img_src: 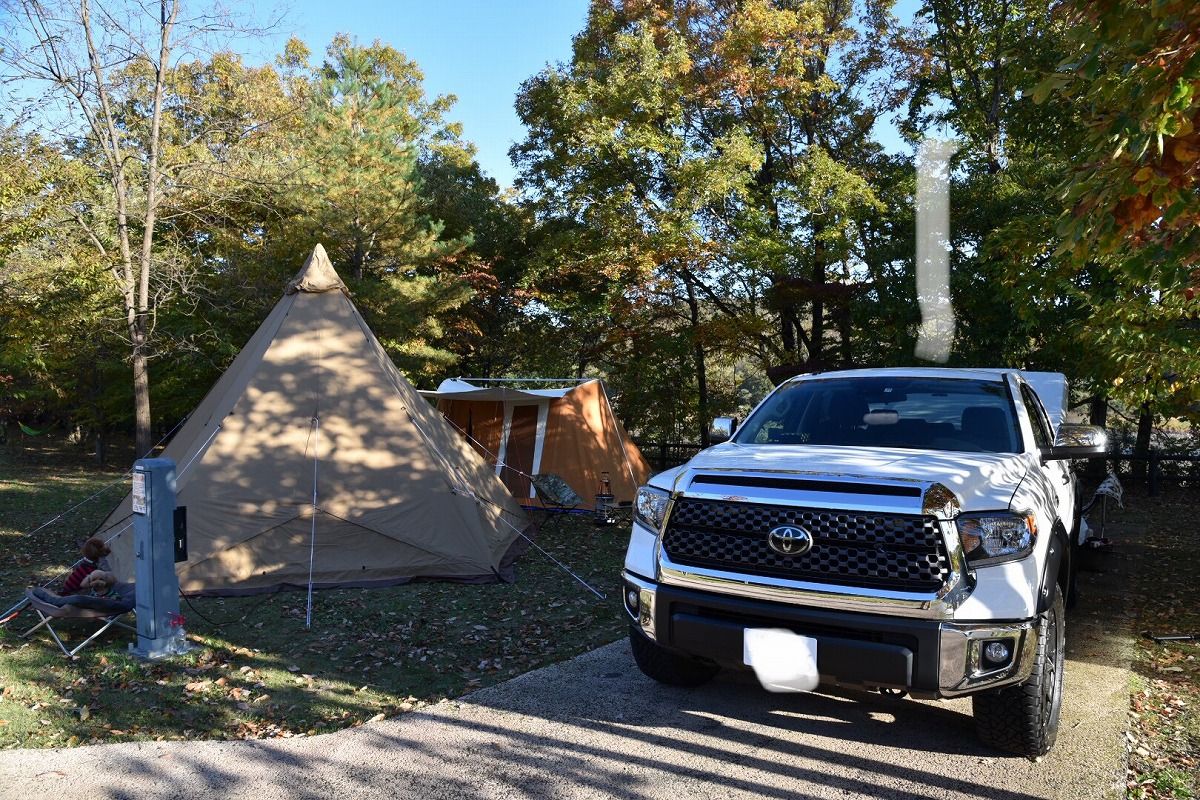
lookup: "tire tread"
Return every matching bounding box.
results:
[973,592,1065,758]
[628,625,720,688]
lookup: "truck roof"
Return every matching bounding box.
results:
[784,367,1070,430]
[790,366,1023,381]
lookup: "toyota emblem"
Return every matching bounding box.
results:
[768,525,813,557]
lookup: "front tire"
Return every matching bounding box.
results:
[972,592,1066,758]
[628,625,720,687]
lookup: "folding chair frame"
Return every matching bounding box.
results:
[530,473,585,531]
[19,590,136,658]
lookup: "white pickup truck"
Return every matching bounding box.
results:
[622,367,1108,758]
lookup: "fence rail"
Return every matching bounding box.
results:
[1104,451,1200,495]
[636,441,705,473]
[637,440,1199,496]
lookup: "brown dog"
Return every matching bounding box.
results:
[81,536,111,561]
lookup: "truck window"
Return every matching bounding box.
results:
[734,376,1019,453]
[1019,384,1052,449]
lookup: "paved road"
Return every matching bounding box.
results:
[0,528,1134,800]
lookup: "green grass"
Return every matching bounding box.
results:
[0,434,627,747]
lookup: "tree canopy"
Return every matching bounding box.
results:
[0,0,1196,457]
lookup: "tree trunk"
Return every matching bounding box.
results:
[780,301,797,360]
[94,427,110,465]
[809,230,827,367]
[838,302,852,368]
[1085,394,1109,481]
[1133,402,1153,483]
[684,274,710,447]
[352,235,366,280]
[131,313,152,458]
[757,135,799,374]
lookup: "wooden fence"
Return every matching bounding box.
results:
[1104,452,1200,496]
[636,441,705,473]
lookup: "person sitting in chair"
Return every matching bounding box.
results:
[31,535,133,613]
[62,536,115,595]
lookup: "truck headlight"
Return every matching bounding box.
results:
[956,513,1037,566]
[635,486,670,533]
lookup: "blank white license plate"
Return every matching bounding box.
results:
[743,628,819,692]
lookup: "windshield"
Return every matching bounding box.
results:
[734,376,1020,453]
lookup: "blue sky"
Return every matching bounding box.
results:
[279,1,592,190]
[273,1,921,191]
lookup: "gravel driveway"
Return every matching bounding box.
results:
[0,525,1134,800]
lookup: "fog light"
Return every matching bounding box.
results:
[982,640,1011,666]
[637,587,655,633]
[625,588,639,613]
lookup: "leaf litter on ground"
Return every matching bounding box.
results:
[4,435,1197,800]
[1,436,626,747]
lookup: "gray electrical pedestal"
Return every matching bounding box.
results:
[129,458,189,660]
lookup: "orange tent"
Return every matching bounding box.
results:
[422,379,652,506]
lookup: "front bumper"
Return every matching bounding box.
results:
[622,571,1038,699]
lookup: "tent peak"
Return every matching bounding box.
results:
[286,244,348,295]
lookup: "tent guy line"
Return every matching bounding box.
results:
[82,401,610,607]
[15,413,192,542]
[5,245,618,626]
[90,395,609,606]
[17,473,129,540]
[399,404,608,601]
[1,418,205,624]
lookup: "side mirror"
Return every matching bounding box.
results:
[710,416,738,444]
[1042,424,1108,461]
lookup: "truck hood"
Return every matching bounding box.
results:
[659,443,1032,516]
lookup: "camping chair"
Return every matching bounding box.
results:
[1082,474,1123,523]
[530,473,585,531]
[19,587,135,658]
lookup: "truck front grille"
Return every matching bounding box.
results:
[662,498,950,592]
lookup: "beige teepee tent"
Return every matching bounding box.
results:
[98,245,530,596]
[421,378,652,505]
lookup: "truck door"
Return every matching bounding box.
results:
[1019,384,1074,528]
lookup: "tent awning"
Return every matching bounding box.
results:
[419,379,592,402]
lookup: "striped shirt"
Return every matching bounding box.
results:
[62,558,98,594]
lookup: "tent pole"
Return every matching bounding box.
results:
[306,415,319,629]
[404,407,608,601]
